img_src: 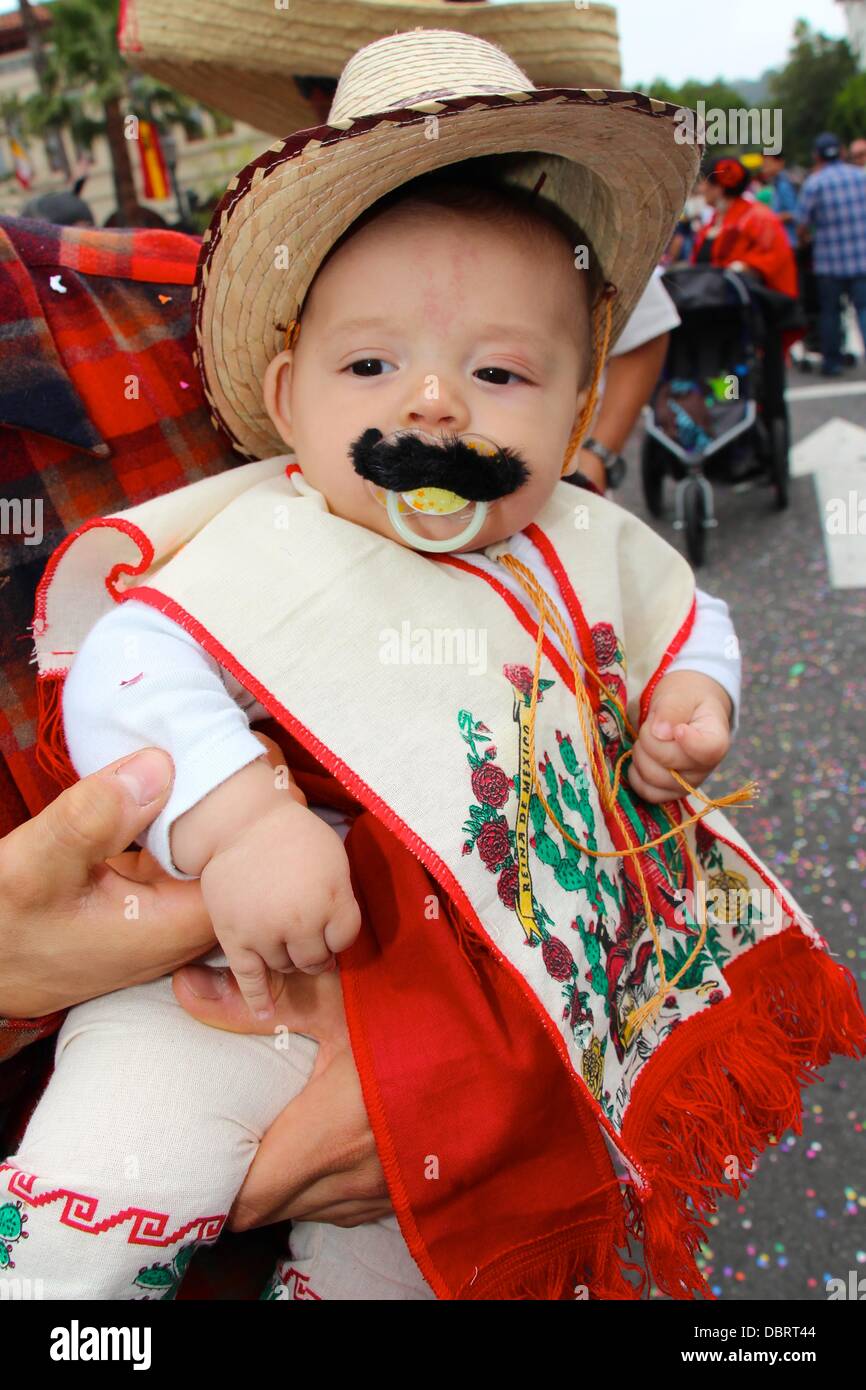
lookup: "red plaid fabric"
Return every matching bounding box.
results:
[0,217,241,1047]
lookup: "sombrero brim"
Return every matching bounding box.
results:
[120,0,623,136]
[193,88,701,461]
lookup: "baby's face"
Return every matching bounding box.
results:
[263,203,590,552]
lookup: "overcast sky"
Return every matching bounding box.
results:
[502,0,850,85]
[0,0,851,87]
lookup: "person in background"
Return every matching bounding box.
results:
[692,156,798,297]
[798,131,866,377]
[566,269,678,493]
[847,138,866,171]
[762,152,799,247]
[18,190,95,228]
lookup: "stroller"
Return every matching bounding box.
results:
[641,265,800,566]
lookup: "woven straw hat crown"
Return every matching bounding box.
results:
[193,28,701,461]
[326,26,536,123]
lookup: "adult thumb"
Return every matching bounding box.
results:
[37,748,174,895]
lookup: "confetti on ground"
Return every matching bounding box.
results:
[617,413,866,1302]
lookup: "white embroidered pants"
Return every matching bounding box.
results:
[0,955,435,1301]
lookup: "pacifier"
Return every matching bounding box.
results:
[366,430,497,553]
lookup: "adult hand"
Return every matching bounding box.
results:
[0,748,216,1018]
[173,961,391,1230]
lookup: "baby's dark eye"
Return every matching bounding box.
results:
[347,359,396,377]
[475,367,525,386]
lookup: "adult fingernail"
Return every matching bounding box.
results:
[114,749,172,806]
[182,966,229,999]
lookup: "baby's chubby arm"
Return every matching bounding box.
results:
[63,598,362,1022]
[171,762,361,1020]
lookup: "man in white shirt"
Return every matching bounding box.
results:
[566,269,679,492]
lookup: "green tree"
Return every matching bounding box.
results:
[768,19,858,165]
[642,78,749,114]
[831,73,866,143]
[16,0,209,223]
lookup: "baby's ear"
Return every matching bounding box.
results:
[263,349,296,448]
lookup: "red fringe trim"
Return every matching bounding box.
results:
[35,672,78,791]
[463,1219,649,1300]
[621,929,866,1300]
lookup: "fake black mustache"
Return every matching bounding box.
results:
[349,428,530,502]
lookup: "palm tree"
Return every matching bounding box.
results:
[18,0,206,223]
[15,0,71,178]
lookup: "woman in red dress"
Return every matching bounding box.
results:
[692,156,798,298]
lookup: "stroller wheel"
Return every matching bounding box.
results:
[641,433,667,518]
[683,479,707,567]
[770,416,790,511]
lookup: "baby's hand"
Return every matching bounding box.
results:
[201,799,362,1019]
[627,670,732,804]
[171,758,361,1020]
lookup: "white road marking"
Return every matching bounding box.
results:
[791,420,866,589]
[786,381,866,402]
[790,417,866,477]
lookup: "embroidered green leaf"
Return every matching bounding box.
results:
[554,859,585,893]
[661,935,708,991]
[704,921,731,969]
[583,930,601,967]
[599,869,621,908]
[534,831,562,867]
[556,734,580,777]
[528,793,547,834]
[542,760,559,800]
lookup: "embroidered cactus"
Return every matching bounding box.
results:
[0,1201,28,1269]
[132,1242,199,1299]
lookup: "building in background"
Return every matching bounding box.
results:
[0,1,274,225]
[837,0,866,68]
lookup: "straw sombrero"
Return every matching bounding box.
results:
[118,0,623,137]
[192,28,701,462]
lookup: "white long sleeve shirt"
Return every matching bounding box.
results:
[63,531,741,878]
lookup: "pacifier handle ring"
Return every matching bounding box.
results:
[385,491,488,553]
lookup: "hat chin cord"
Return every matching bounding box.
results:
[561,287,616,480]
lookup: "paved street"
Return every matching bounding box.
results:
[616,360,866,1300]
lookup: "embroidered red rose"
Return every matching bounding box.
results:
[471,762,511,808]
[591,622,618,669]
[497,864,519,908]
[476,817,510,870]
[542,936,574,981]
[503,663,533,696]
[601,673,626,710]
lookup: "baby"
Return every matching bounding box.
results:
[65,177,739,1024]
[2,169,739,1302]
[4,36,759,1301]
